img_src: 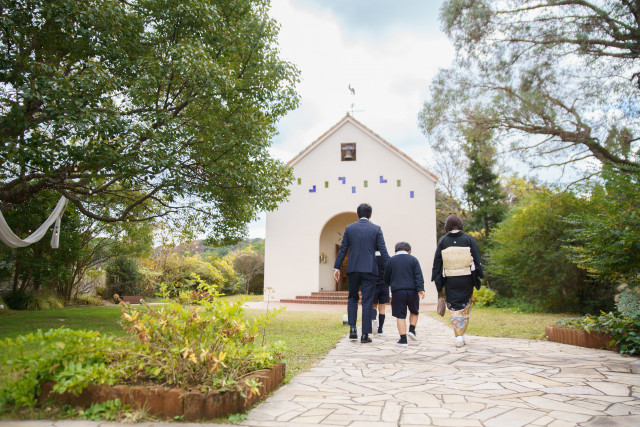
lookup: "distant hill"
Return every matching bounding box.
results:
[154,238,264,258]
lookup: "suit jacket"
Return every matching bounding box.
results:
[334,219,390,275]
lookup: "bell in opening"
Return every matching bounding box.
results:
[341,143,356,161]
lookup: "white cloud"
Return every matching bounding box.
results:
[248,0,454,238]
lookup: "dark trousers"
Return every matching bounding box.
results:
[347,272,376,335]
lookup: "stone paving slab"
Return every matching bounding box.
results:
[243,314,640,427]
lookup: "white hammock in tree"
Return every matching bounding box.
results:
[0,196,68,249]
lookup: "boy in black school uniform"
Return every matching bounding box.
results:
[383,241,425,347]
[372,250,390,335]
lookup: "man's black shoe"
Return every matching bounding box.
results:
[361,334,372,343]
[349,327,358,340]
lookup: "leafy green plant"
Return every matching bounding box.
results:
[120,275,284,390]
[228,412,248,424]
[472,286,496,307]
[616,285,640,319]
[1,290,64,311]
[555,312,640,355]
[81,398,124,421]
[0,328,121,409]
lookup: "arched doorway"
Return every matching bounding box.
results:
[318,212,357,292]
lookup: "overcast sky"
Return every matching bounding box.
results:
[247,0,454,238]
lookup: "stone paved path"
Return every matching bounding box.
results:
[2,314,639,427]
[242,314,640,427]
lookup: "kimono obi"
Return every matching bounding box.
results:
[442,246,473,277]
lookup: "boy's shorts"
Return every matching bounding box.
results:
[373,285,390,305]
[391,289,420,319]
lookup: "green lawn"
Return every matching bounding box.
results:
[426,307,574,340]
[245,309,345,381]
[0,305,127,339]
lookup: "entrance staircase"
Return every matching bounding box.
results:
[280,291,350,305]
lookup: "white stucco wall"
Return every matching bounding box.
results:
[264,116,438,303]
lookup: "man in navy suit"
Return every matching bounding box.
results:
[334,203,390,343]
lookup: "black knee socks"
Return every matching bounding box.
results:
[378,314,385,331]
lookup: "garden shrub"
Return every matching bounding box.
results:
[556,312,640,355]
[105,256,142,297]
[0,328,121,409]
[3,289,36,310]
[472,286,496,307]
[616,285,640,319]
[71,295,105,306]
[123,276,284,390]
[2,290,63,310]
[32,292,64,310]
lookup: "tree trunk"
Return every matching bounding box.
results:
[12,260,20,291]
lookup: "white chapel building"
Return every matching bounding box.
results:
[264,114,439,304]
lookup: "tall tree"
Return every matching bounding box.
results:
[568,164,640,285]
[462,126,506,237]
[488,188,615,313]
[419,0,639,182]
[0,191,153,302]
[232,247,264,294]
[0,0,299,243]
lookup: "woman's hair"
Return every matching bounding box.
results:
[444,214,464,232]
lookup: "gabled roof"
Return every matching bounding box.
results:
[287,114,438,183]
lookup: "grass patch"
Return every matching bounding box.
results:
[245,309,345,382]
[426,307,575,340]
[0,305,127,339]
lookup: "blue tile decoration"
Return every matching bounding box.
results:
[380,176,387,183]
[352,186,356,193]
[339,177,346,184]
[309,185,316,193]
[410,191,415,198]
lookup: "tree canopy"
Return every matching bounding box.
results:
[419,0,639,182]
[0,0,299,243]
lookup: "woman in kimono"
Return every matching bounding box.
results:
[431,214,483,347]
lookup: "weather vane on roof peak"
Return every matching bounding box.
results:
[347,84,364,116]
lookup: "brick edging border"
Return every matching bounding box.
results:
[38,362,286,421]
[545,326,618,351]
